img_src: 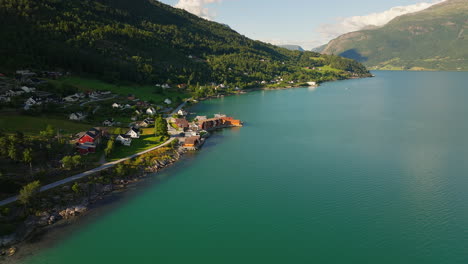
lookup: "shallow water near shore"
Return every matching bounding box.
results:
[19,71,468,263]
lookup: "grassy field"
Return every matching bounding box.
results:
[108,134,167,161]
[55,77,189,105]
[0,113,91,135]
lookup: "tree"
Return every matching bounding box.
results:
[114,163,128,177]
[61,156,73,170]
[155,115,168,137]
[40,124,55,138]
[18,181,41,206]
[8,144,18,161]
[72,182,81,195]
[105,137,115,156]
[71,155,82,168]
[0,137,8,157]
[62,155,82,170]
[23,148,33,176]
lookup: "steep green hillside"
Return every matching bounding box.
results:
[323,0,468,71]
[0,0,369,88]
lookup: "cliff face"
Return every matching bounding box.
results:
[322,0,468,71]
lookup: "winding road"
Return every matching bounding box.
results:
[0,137,176,206]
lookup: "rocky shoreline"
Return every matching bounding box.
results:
[0,146,188,260]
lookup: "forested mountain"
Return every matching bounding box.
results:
[0,0,369,88]
[322,0,468,71]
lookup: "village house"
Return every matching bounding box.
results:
[189,123,200,132]
[146,107,157,115]
[183,136,201,150]
[69,112,87,121]
[112,103,121,109]
[177,109,188,116]
[21,86,35,93]
[116,134,132,146]
[16,70,36,78]
[162,84,171,89]
[164,98,172,104]
[307,81,317,86]
[197,116,243,130]
[102,119,115,126]
[177,84,187,89]
[76,128,103,154]
[24,97,42,110]
[126,127,140,138]
[137,118,153,128]
[63,94,80,102]
[195,116,207,121]
[175,118,190,131]
[6,90,24,97]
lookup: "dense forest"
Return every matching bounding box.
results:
[0,0,369,87]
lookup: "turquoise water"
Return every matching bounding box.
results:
[24,71,468,263]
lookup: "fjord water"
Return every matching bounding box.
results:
[25,71,468,263]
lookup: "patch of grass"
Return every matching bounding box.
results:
[56,77,189,105]
[108,135,167,161]
[0,113,91,135]
[141,128,155,135]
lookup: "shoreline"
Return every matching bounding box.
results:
[0,145,188,262]
[2,151,199,264]
[0,74,368,261]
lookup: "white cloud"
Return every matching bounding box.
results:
[316,0,447,43]
[174,0,222,20]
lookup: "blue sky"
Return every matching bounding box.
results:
[158,0,445,49]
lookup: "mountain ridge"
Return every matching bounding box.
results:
[322,0,468,71]
[0,0,369,88]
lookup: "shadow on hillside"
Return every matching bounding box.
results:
[340,49,368,62]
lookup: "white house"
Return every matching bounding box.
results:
[162,84,171,89]
[102,119,115,126]
[21,86,35,93]
[112,103,121,108]
[195,116,207,121]
[69,112,86,121]
[116,134,132,146]
[124,104,131,109]
[0,96,11,102]
[89,91,100,99]
[126,127,140,139]
[177,109,188,116]
[307,81,317,86]
[164,98,172,105]
[64,94,79,102]
[146,107,156,115]
[25,97,41,107]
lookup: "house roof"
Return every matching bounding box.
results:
[85,127,101,138]
[129,127,140,133]
[175,118,189,128]
[117,134,132,139]
[185,136,201,145]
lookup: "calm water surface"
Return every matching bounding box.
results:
[24,71,468,263]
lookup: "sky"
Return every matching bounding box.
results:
[158,0,446,50]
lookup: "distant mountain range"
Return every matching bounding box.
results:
[278,45,305,52]
[321,0,468,71]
